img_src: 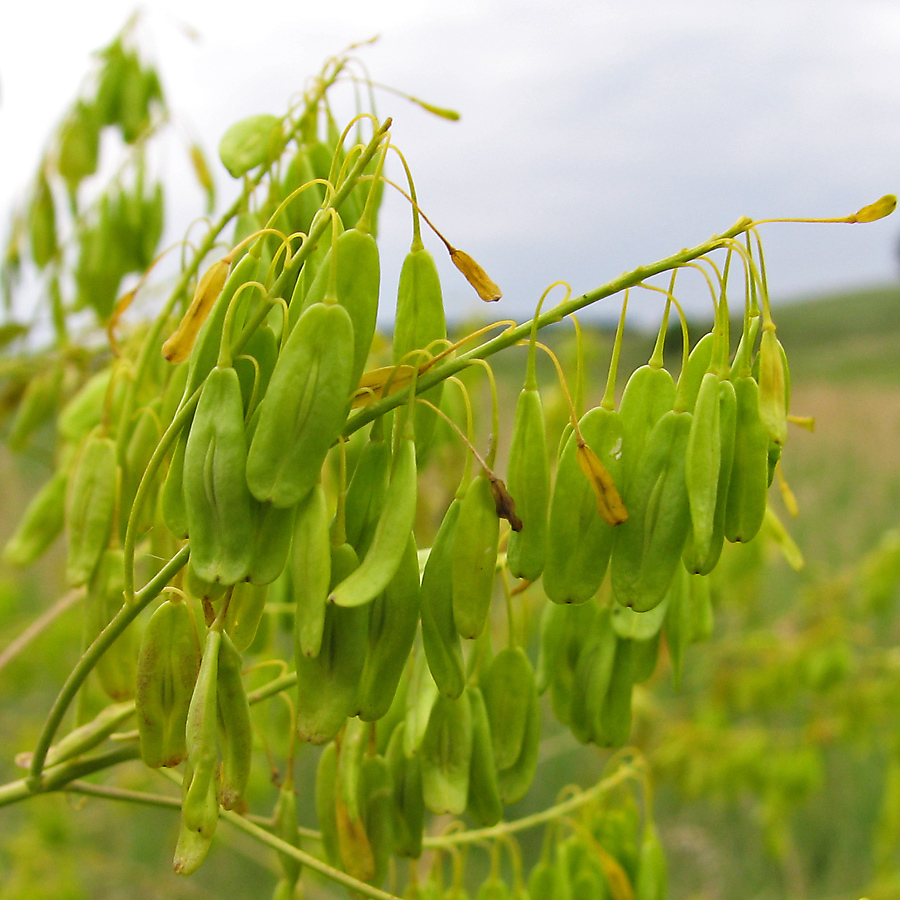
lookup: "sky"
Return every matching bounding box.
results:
[2,0,899,328]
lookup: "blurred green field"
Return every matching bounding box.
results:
[1,282,899,899]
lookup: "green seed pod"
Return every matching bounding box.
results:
[58,101,100,193]
[683,378,737,575]
[57,369,112,444]
[359,754,395,887]
[505,385,550,582]
[183,366,253,585]
[315,743,342,869]
[634,825,667,900]
[596,636,635,748]
[223,581,269,653]
[420,693,473,816]
[477,876,511,900]
[343,425,392,555]
[331,434,417,608]
[611,409,692,612]
[385,722,425,858]
[8,364,63,452]
[662,565,690,688]
[631,631,661,684]
[247,301,355,508]
[677,332,715,413]
[183,557,227,605]
[119,405,162,541]
[291,484,333,658]
[219,113,283,178]
[497,683,541,804]
[29,170,57,269]
[452,472,500,640]
[282,146,324,238]
[757,327,789,447]
[216,630,253,810]
[66,433,118,586]
[545,601,598,727]
[420,498,466,699]
[357,533,421,721]
[161,428,190,540]
[393,244,447,458]
[610,594,668,641]
[543,407,625,606]
[618,365,676,488]
[272,772,302,889]
[483,646,537,770]
[684,371,721,563]
[295,600,368,745]
[295,227,380,389]
[234,323,279,416]
[2,470,67,568]
[136,597,202,768]
[173,761,218,876]
[687,571,714,643]
[34,700,133,770]
[465,685,503,827]
[569,606,617,745]
[246,492,296,586]
[724,375,770,543]
[404,649,440,757]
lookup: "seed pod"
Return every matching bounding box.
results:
[29,170,56,269]
[757,328,789,447]
[596,636,635,748]
[119,406,162,541]
[343,424,392,555]
[295,599,368,745]
[66,433,118,586]
[294,227,380,389]
[223,581,269,653]
[136,597,202,768]
[183,366,253,585]
[331,432,418,608]
[219,113,283,178]
[315,743,342,869]
[177,629,222,874]
[281,147,323,237]
[452,472,500,640]
[543,407,625,605]
[246,495,296,586]
[545,601,598,727]
[385,722,424,858]
[359,754,395,887]
[724,375,770,543]
[8,364,63,452]
[618,365,676,488]
[505,385,550,582]
[683,377,737,575]
[684,371,721,563]
[483,646,537,770]
[3,470,67,568]
[291,484,333,658]
[272,771,302,889]
[687,571,714,643]
[611,409,692,612]
[393,244,447,459]
[449,247,502,302]
[677,332,715,413]
[162,257,230,364]
[404,649,440,758]
[465,685,503,827]
[662,565,690,688]
[161,428,190,540]
[420,693,473,816]
[57,369,111,444]
[420,498,466,699]
[247,301,355,508]
[635,825,667,900]
[632,631,661,684]
[357,534,421,721]
[569,606,617,745]
[216,630,252,810]
[183,558,227,606]
[496,683,541,804]
[234,323,279,416]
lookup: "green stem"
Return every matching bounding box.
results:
[28,544,191,787]
[344,217,754,437]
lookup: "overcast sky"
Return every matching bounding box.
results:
[2,0,899,327]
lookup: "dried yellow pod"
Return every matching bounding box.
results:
[576,440,628,526]
[449,247,502,302]
[850,194,896,223]
[161,257,230,363]
[351,364,417,409]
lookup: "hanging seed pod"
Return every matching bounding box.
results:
[358,754,395,887]
[162,257,231,364]
[315,742,342,869]
[2,470,67,568]
[343,422,392,555]
[684,371,721,563]
[543,407,625,605]
[29,170,57,269]
[611,409,692,612]
[483,646,537,770]
[357,534,421,721]
[496,683,541,804]
[118,406,162,542]
[291,484,333,658]
[449,247,501,302]
[569,605,617,745]
[757,327,789,447]
[223,581,269,653]
[385,722,425,858]
[136,596,202,768]
[8,364,64,452]
[420,693,473,816]
[618,364,676,488]
[65,433,118,587]
[466,685,503,827]
[452,472,500,640]
[246,301,355,508]
[420,498,466,699]
[218,113,284,178]
[635,825,667,900]
[216,631,252,810]
[183,366,254,585]
[505,384,550,582]
[595,635,635,748]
